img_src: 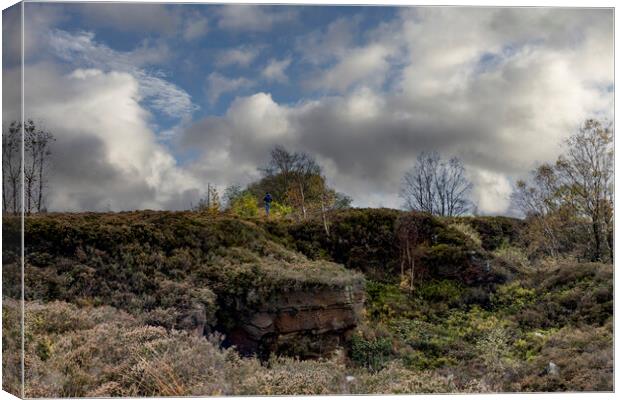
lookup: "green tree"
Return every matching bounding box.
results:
[250,146,352,224]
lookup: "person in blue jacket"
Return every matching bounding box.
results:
[263,192,273,217]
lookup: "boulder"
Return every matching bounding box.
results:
[544,361,560,376]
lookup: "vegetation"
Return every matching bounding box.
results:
[2,203,612,395]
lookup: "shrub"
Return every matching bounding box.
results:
[493,244,531,273]
[349,332,393,372]
[417,280,463,305]
[511,324,612,391]
[449,223,482,247]
[270,201,293,219]
[230,193,259,218]
[491,281,537,313]
[349,361,455,394]
[448,216,524,251]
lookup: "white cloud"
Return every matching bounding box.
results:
[206,72,254,104]
[216,5,297,32]
[262,58,291,83]
[469,169,513,215]
[183,14,209,40]
[309,44,395,92]
[48,29,197,120]
[216,46,259,67]
[296,15,362,65]
[17,64,202,211]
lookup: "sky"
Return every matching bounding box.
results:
[2,3,614,214]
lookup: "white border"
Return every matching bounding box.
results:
[0,1,616,400]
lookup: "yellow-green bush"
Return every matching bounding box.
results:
[229,192,259,218]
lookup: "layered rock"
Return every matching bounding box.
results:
[226,283,365,357]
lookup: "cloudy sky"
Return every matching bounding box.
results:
[2,3,614,214]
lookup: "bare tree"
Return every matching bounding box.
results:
[555,119,613,261]
[2,122,22,215]
[291,152,321,220]
[34,127,55,212]
[262,145,299,190]
[511,164,564,258]
[260,146,322,220]
[512,119,613,262]
[24,121,37,214]
[193,183,221,213]
[400,151,473,216]
[397,218,419,293]
[2,120,55,215]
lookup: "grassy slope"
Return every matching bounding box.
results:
[2,209,613,395]
[4,212,363,325]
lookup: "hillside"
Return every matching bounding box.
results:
[2,209,613,396]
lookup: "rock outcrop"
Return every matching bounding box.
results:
[226,283,365,357]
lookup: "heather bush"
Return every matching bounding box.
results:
[10,300,485,396]
[449,222,482,247]
[2,300,22,396]
[350,361,455,394]
[3,210,612,395]
[229,353,347,395]
[511,323,613,391]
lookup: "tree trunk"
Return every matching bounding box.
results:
[37,153,44,212]
[2,173,6,213]
[409,247,414,295]
[606,224,613,262]
[298,182,306,220]
[11,176,18,216]
[26,178,32,215]
[320,196,329,236]
[592,219,602,262]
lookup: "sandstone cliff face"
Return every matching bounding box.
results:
[225,283,365,358]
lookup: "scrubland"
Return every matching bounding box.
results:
[2,209,613,396]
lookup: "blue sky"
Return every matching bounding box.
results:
[36,4,398,121]
[2,3,614,213]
